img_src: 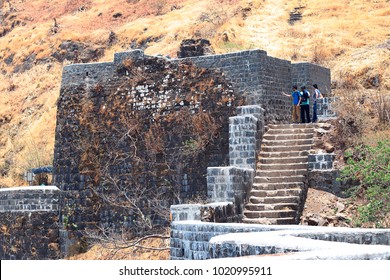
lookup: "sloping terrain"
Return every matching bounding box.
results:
[1,1,389,260]
[0,0,390,186]
[0,0,389,187]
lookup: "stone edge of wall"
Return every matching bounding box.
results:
[0,186,60,212]
[171,221,390,260]
[209,227,390,260]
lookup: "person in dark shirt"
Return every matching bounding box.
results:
[298,86,311,123]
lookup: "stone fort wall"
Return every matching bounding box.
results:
[0,49,330,259]
[53,48,330,239]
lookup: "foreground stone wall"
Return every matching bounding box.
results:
[170,221,287,260]
[171,221,390,260]
[0,186,60,260]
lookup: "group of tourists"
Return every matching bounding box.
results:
[282,84,323,123]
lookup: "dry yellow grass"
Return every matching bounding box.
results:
[0,0,389,186]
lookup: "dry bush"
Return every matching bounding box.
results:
[335,71,361,90]
[332,90,374,149]
[371,92,390,126]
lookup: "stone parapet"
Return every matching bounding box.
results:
[170,221,289,260]
[209,228,390,260]
[177,49,293,124]
[229,115,258,169]
[170,204,203,221]
[207,167,254,217]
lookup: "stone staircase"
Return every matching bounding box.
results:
[243,123,314,225]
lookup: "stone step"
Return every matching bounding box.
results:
[245,202,299,212]
[268,124,314,130]
[254,175,305,184]
[252,182,305,190]
[263,128,314,137]
[261,145,312,153]
[242,217,297,225]
[258,156,308,164]
[256,169,307,177]
[249,195,300,204]
[259,151,309,158]
[249,188,302,198]
[266,128,314,135]
[263,133,313,141]
[262,138,313,147]
[243,209,296,219]
[258,162,308,171]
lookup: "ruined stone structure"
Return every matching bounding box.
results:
[53,48,330,235]
[1,48,336,259]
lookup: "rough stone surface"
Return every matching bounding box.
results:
[317,97,337,119]
[207,167,254,219]
[177,39,215,58]
[170,204,203,221]
[229,114,259,169]
[308,153,335,171]
[308,170,349,197]
[0,186,60,260]
[0,186,60,212]
[179,50,297,124]
[54,49,240,233]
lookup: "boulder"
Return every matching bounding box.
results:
[177,39,215,58]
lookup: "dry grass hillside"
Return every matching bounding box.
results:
[0,0,389,188]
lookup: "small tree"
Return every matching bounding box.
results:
[340,140,390,228]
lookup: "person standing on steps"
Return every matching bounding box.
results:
[298,86,311,123]
[311,84,323,123]
[282,85,301,123]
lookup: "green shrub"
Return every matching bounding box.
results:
[340,140,390,228]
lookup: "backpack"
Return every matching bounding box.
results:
[301,90,309,103]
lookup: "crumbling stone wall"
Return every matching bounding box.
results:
[0,186,60,260]
[53,49,331,248]
[53,50,242,232]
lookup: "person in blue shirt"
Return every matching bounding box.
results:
[298,86,311,123]
[282,85,301,123]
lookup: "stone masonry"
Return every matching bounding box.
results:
[0,186,60,260]
[243,124,314,225]
[49,48,331,258]
[170,221,390,260]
